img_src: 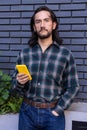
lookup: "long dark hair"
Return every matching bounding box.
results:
[28,6,62,46]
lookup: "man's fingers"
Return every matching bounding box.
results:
[16,73,29,84]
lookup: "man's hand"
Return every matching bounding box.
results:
[52,110,59,116]
[16,73,29,85]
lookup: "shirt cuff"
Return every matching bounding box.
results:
[17,81,24,88]
[53,105,64,115]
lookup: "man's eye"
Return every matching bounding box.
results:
[45,19,49,22]
[35,20,41,24]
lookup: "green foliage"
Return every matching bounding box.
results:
[0,70,22,114]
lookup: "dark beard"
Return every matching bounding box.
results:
[37,31,52,39]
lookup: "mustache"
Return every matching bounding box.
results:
[39,27,48,32]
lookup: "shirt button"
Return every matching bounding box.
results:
[37,82,40,86]
[40,71,42,74]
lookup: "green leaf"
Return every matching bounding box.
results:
[0,98,5,105]
[0,70,23,114]
[0,88,4,93]
[2,74,12,81]
[0,70,3,76]
[8,102,17,112]
[2,90,9,100]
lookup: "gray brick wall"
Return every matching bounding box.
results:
[0,0,87,102]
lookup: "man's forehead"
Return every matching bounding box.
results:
[35,10,51,19]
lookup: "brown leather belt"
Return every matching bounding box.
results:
[23,98,57,108]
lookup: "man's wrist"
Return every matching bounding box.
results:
[17,81,24,88]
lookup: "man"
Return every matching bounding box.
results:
[13,6,80,130]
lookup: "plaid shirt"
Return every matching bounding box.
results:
[13,41,80,114]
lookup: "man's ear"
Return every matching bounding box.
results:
[53,22,57,30]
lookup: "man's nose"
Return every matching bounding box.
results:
[41,21,44,27]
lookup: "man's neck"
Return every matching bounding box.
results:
[38,38,53,53]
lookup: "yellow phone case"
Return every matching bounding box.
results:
[16,64,32,80]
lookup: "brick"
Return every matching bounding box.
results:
[34,3,59,10]
[74,98,83,102]
[22,0,45,4]
[0,51,19,56]
[0,12,20,18]
[64,45,84,51]
[84,86,87,92]
[0,25,20,31]
[0,57,9,62]
[72,10,87,17]
[79,79,87,86]
[22,25,30,31]
[78,72,84,79]
[22,38,29,44]
[73,52,87,58]
[47,0,71,3]
[10,57,18,62]
[0,32,9,37]
[0,44,9,50]
[75,59,84,65]
[11,18,30,25]
[22,12,33,18]
[73,0,87,3]
[60,18,84,24]
[85,60,87,64]
[0,19,9,24]
[0,6,10,11]
[42,5,59,10]
[78,85,83,92]
[60,4,85,10]
[0,0,20,5]
[10,31,31,38]
[11,5,33,11]
[35,4,59,11]
[77,66,87,72]
[84,73,87,79]
[59,32,84,38]
[0,63,15,69]
[10,44,27,50]
[77,92,87,99]
[63,39,71,45]
[0,38,20,44]
[72,25,87,31]
[55,11,71,17]
[72,39,87,45]
[59,25,71,31]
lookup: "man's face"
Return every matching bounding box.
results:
[33,11,56,39]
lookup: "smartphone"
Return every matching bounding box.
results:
[16,64,32,80]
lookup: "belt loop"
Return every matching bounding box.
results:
[47,102,50,109]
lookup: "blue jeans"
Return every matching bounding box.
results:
[19,102,65,130]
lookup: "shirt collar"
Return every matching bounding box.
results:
[53,41,60,48]
[30,41,59,48]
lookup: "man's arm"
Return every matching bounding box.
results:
[53,52,80,115]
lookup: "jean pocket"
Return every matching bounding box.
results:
[48,108,59,118]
